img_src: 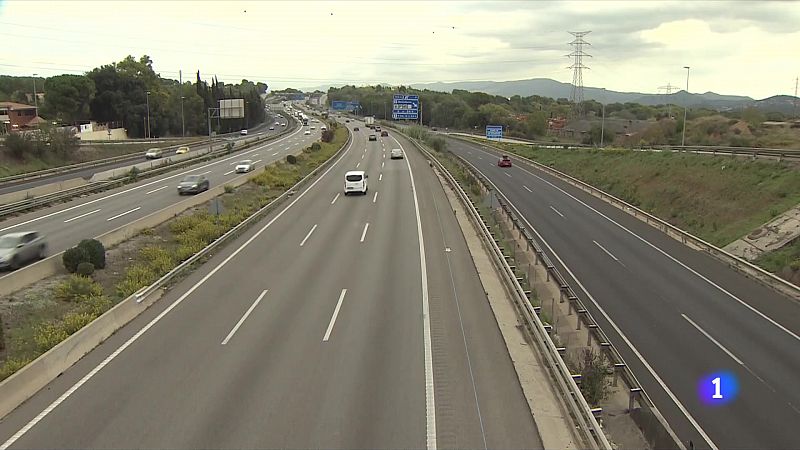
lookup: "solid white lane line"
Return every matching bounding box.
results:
[593,240,619,262]
[681,314,743,365]
[549,205,565,217]
[360,222,370,242]
[379,173,383,181]
[0,124,353,450]
[63,209,101,223]
[300,224,318,247]
[523,185,533,193]
[396,138,437,450]
[462,155,716,449]
[504,172,512,178]
[373,191,378,203]
[221,290,268,345]
[145,185,169,195]
[503,152,800,343]
[273,152,279,156]
[254,159,262,164]
[224,170,235,175]
[331,193,340,204]
[106,207,141,221]
[323,289,347,342]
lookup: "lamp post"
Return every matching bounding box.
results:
[681,66,690,147]
[145,90,151,139]
[181,96,185,137]
[32,74,38,112]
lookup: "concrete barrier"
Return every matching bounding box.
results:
[0,286,164,420]
[0,178,88,205]
[0,255,65,298]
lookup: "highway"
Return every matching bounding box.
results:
[445,136,800,449]
[0,113,288,196]
[0,120,541,448]
[0,113,315,261]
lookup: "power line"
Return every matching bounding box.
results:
[658,82,680,118]
[567,31,591,118]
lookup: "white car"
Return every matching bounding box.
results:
[269,126,275,130]
[304,130,311,135]
[240,129,248,135]
[344,170,368,195]
[390,148,404,159]
[310,126,316,130]
[274,121,280,125]
[235,160,256,173]
[145,148,163,159]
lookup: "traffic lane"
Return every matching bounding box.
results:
[458,139,800,395]
[396,133,543,448]
[0,128,360,448]
[0,126,318,255]
[449,139,800,448]
[0,116,287,195]
[449,137,800,336]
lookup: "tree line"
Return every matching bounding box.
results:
[1,56,268,138]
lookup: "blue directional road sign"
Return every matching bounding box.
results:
[392,94,419,120]
[486,125,503,139]
[331,101,360,111]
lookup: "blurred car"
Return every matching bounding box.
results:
[390,148,404,159]
[269,126,275,130]
[368,135,377,141]
[177,174,210,195]
[274,121,280,125]
[353,127,359,131]
[240,129,248,135]
[0,231,46,270]
[498,155,512,167]
[175,146,190,155]
[281,123,286,126]
[304,130,311,135]
[145,148,163,159]
[380,130,388,137]
[345,119,350,123]
[310,126,316,130]
[235,160,256,173]
[432,127,438,131]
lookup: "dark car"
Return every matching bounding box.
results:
[354,127,360,131]
[498,155,512,167]
[368,135,377,141]
[0,231,46,270]
[380,130,388,137]
[177,174,210,195]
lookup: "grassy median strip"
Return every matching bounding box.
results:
[0,125,347,382]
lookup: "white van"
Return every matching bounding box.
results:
[321,125,328,131]
[344,170,368,195]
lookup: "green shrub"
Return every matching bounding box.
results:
[54,274,103,302]
[0,313,5,351]
[128,166,140,182]
[139,246,176,275]
[0,357,33,382]
[62,246,89,273]
[224,184,235,194]
[33,322,69,353]
[115,264,157,298]
[169,213,207,235]
[176,241,205,262]
[76,262,95,276]
[78,239,106,269]
[311,142,322,151]
[61,311,95,334]
[80,295,112,317]
[286,154,298,164]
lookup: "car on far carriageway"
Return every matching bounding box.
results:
[235,160,256,173]
[175,146,190,154]
[0,231,46,271]
[240,129,248,135]
[177,174,210,195]
[145,147,163,159]
[498,155,512,167]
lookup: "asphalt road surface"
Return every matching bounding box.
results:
[445,136,800,450]
[0,114,288,196]
[0,120,319,264]
[0,121,542,448]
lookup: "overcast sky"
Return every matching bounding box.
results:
[1,0,798,99]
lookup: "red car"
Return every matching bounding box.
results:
[498,155,512,167]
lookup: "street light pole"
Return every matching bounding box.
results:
[681,66,690,147]
[146,91,151,139]
[32,74,38,113]
[181,96,185,137]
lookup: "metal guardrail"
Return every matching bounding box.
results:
[134,128,352,302]
[458,136,800,302]
[409,137,612,450]
[0,118,299,219]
